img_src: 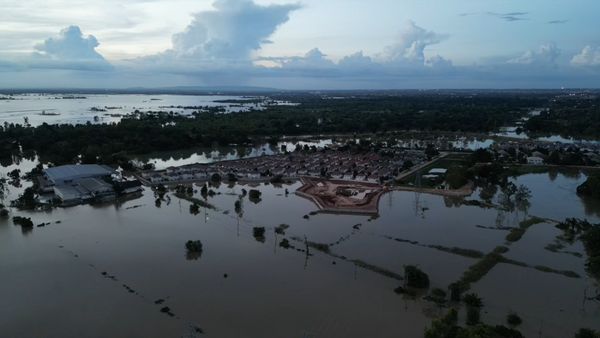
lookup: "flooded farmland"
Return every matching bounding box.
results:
[0,94,280,126]
[1,160,599,337]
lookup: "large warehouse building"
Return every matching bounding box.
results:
[40,164,124,206]
[44,164,115,186]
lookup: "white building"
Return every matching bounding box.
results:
[428,168,448,175]
[527,156,544,165]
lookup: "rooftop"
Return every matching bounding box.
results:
[45,164,115,182]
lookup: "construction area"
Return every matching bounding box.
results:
[295,177,388,215]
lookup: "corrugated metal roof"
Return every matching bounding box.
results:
[45,164,114,181]
[78,178,113,192]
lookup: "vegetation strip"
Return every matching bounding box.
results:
[382,235,484,259]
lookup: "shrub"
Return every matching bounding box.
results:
[507,312,522,327]
[424,308,458,338]
[427,288,447,305]
[13,216,33,228]
[274,224,289,235]
[253,227,266,242]
[575,328,600,338]
[279,238,291,249]
[185,240,203,253]
[449,282,467,301]
[404,265,430,288]
[249,189,262,199]
[463,293,483,308]
[466,306,481,326]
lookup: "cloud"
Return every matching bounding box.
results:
[425,55,453,69]
[34,25,105,61]
[548,20,568,24]
[487,11,528,22]
[380,21,447,64]
[280,48,336,69]
[507,43,560,66]
[338,51,376,69]
[571,46,600,67]
[166,0,300,62]
[28,25,111,71]
[0,25,112,71]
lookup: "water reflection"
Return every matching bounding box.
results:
[139,139,334,170]
[580,196,600,219]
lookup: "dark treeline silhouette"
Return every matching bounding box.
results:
[525,94,600,138]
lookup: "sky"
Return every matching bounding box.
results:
[0,0,599,89]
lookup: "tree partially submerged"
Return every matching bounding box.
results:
[185,240,203,253]
[577,175,600,198]
[404,265,430,289]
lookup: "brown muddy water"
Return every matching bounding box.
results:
[1,159,599,337]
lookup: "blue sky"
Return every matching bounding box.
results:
[0,0,599,89]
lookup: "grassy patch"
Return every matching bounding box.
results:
[545,241,583,257]
[456,252,503,288]
[534,265,580,278]
[519,216,545,228]
[427,245,484,259]
[506,228,526,242]
[396,157,470,187]
[451,246,511,294]
[306,241,330,253]
[174,192,216,210]
[352,259,403,281]
[506,217,545,242]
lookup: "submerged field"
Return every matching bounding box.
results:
[1,158,599,337]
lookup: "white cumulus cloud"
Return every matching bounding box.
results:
[380,21,447,64]
[571,46,600,67]
[280,48,335,69]
[166,0,300,62]
[507,43,560,66]
[34,25,106,61]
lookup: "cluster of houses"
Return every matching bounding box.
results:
[141,149,428,185]
[38,164,142,206]
[490,139,600,166]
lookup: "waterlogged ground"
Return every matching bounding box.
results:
[0,94,264,126]
[1,163,600,337]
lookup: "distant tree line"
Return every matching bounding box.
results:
[0,92,549,164]
[525,95,600,138]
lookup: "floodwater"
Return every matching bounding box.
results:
[138,136,494,171]
[0,94,264,126]
[494,127,600,145]
[138,139,334,170]
[1,161,600,337]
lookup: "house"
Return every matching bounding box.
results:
[527,156,544,165]
[531,151,545,159]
